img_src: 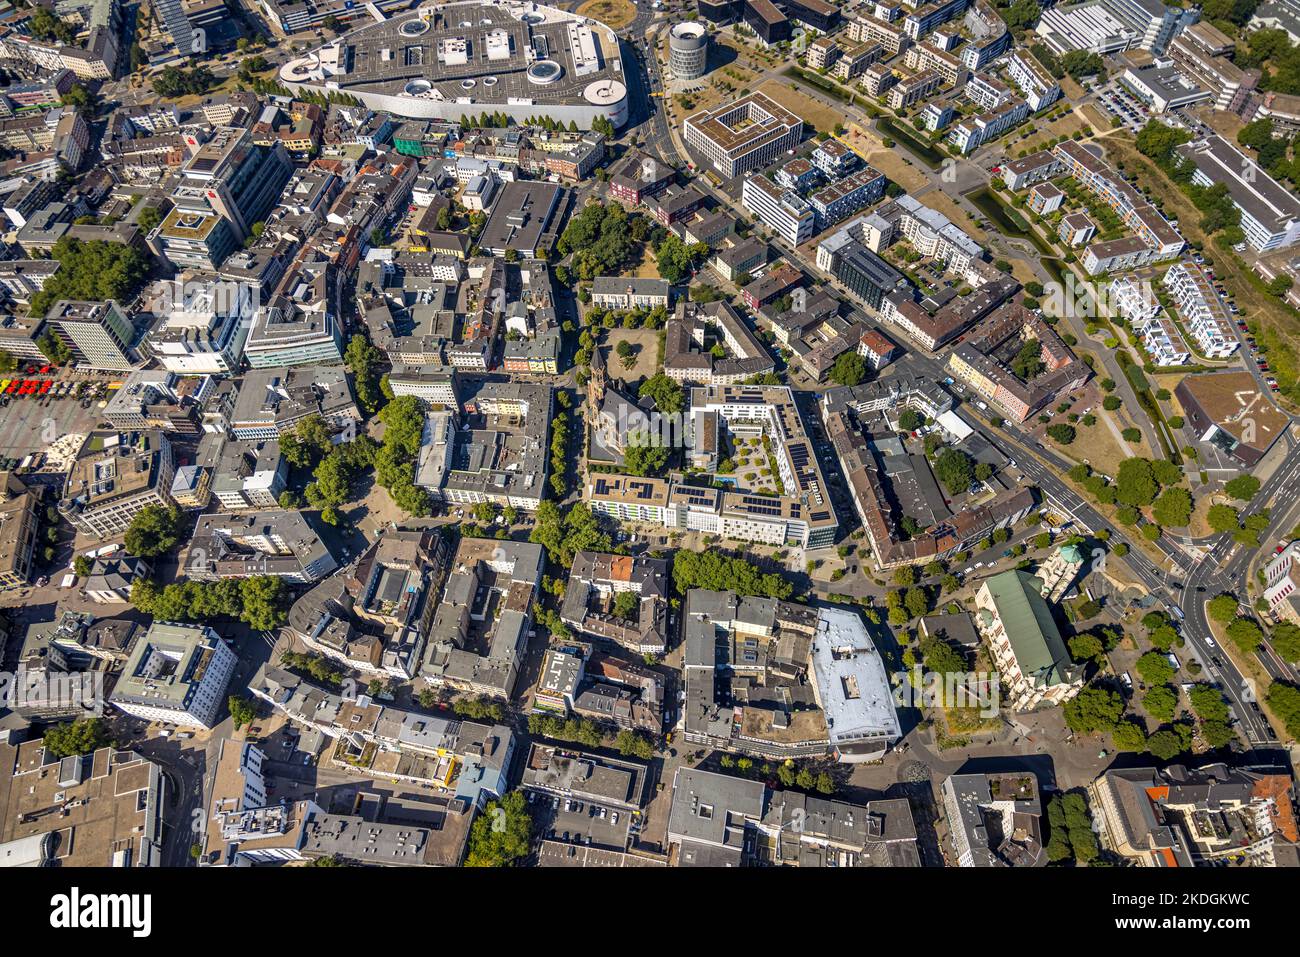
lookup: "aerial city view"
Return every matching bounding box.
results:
[0,0,1299,926]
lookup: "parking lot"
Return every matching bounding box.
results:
[0,379,111,457]
[524,788,635,851]
[1095,81,1150,133]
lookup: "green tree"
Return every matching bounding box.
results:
[1136,650,1176,686]
[1063,686,1124,735]
[1206,593,1239,624]
[672,550,793,600]
[1223,475,1261,501]
[124,504,186,558]
[228,696,257,730]
[829,351,867,387]
[344,333,386,413]
[638,374,685,414]
[1046,424,1077,445]
[465,791,533,867]
[1225,616,1264,653]
[1152,487,1193,527]
[624,435,670,477]
[42,718,112,757]
[1265,681,1300,738]
[1143,684,1178,723]
[1206,504,1240,534]
[932,447,974,496]
[1271,621,1300,663]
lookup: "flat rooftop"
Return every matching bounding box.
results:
[685,91,802,157]
[280,2,626,112]
[810,607,902,750]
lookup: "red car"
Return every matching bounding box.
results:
[39,380,52,394]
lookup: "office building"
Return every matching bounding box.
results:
[684,92,802,179]
[109,622,237,728]
[0,741,166,867]
[1177,135,1300,252]
[46,300,136,371]
[59,431,176,538]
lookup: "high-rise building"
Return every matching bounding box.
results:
[110,622,236,728]
[47,299,136,370]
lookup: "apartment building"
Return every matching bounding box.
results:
[1092,763,1298,866]
[965,74,1014,111]
[422,538,545,698]
[848,13,910,55]
[588,386,839,550]
[1028,182,1065,215]
[249,665,515,809]
[949,99,1030,155]
[559,551,671,655]
[663,299,774,385]
[1052,140,1185,265]
[288,528,449,680]
[832,41,884,82]
[1162,262,1238,358]
[887,70,942,110]
[902,0,974,39]
[806,36,839,70]
[903,41,969,87]
[960,0,1012,70]
[809,166,886,229]
[1058,212,1096,247]
[1004,50,1063,112]
[742,174,816,245]
[946,302,1091,423]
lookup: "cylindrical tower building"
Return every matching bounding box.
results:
[668,22,709,80]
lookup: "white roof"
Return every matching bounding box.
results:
[937,409,974,441]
